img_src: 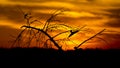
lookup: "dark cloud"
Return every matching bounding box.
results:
[102,32,120,39]
[0,5,78,28]
[8,0,80,4]
[85,8,120,28]
[86,0,96,2]
[9,0,61,3]
[105,19,120,27]
[0,4,102,26]
[0,5,70,23]
[8,0,91,5]
[79,16,102,20]
[105,8,120,18]
[0,5,24,23]
[103,8,120,27]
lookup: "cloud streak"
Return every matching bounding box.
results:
[103,8,120,27]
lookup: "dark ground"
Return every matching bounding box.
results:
[0,47,120,66]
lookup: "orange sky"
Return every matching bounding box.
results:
[0,0,120,50]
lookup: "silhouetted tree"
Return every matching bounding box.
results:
[12,7,107,51]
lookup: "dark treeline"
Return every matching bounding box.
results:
[0,48,120,66]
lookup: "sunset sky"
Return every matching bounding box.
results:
[0,0,120,50]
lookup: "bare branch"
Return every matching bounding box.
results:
[74,29,106,50]
[21,25,63,51]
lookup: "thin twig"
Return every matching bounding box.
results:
[74,29,106,50]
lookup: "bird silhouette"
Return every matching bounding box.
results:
[68,29,79,37]
[68,25,86,38]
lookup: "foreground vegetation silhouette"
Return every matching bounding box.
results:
[11,7,107,51]
[1,7,120,66]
